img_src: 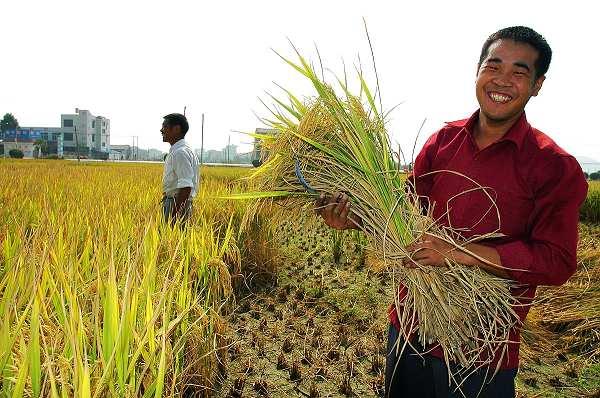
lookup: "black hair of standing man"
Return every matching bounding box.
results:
[162,113,189,136]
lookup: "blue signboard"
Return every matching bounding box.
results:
[3,130,17,139]
[3,129,43,141]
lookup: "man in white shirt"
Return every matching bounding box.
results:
[160,113,199,225]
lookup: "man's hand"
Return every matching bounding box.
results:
[403,233,511,279]
[315,192,360,230]
[173,187,192,220]
[403,233,455,268]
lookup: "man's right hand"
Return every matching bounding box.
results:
[315,192,360,230]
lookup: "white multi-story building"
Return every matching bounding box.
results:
[61,108,110,153]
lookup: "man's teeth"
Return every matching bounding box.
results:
[490,93,511,103]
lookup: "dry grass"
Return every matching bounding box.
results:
[522,224,600,362]
[518,223,600,397]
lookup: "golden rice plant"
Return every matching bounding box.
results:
[580,181,600,224]
[0,160,250,397]
[227,45,519,379]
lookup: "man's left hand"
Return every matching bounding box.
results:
[172,186,192,221]
[403,233,456,268]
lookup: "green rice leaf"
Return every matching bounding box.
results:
[12,337,29,398]
[29,296,42,398]
[218,191,297,200]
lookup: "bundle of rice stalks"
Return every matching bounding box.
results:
[227,45,519,378]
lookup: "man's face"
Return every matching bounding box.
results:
[475,39,545,125]
[160,122,180,143]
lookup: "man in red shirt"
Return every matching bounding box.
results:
[317,26,588,397]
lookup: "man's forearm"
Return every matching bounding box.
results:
[173,187,192,218]
[454,243,512,280]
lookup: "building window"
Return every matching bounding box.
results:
[64,133,73,141]
[92,120,95,128]
[64,119,73,127]
[92,135,95,142]
[102,143,105,147]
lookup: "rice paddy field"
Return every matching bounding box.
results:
[1,159,599,397]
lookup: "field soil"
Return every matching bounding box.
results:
[216,216,600,398]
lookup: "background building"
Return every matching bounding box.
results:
[61,108,110,157]
[251,127,278,166]
[1,108,110,158]
[109,144,131,160]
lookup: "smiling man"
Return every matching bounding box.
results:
[160,113,199,226]
[318,26,588,397]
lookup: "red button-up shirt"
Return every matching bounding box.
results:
[389,110,588,369]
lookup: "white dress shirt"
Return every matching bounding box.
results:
[162,139,199,198]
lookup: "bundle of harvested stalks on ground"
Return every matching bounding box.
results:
[228,46,519,378]
[524,229,600,362]
[537,282,600,361]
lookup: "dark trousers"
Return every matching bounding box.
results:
[161,196,192,225]
[384,324,517,398]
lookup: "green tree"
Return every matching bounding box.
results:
[8,149,24,158]
[34,139,49,156]
[0,113,19,134]
[589,171,600,181]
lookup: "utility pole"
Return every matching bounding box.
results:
[227,135,231,164]
[200,113,204,166]
[131,136,139,160]
[183,106,187,116]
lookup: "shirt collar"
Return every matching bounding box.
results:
[170,138,186,152]
[458,110,530,151]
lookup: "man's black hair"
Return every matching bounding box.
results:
[479,26,552,79]
[163,113,189,136]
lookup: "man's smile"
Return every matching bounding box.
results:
[488,91,512,103]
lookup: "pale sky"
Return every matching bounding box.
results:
[2,0,599,161]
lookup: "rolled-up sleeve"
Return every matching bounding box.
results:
[495,155,588,286]
[172,151,195,189]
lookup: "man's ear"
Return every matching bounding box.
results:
[174,125,183,138]
[531,75,546,97]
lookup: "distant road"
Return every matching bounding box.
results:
[65,158,253,167]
